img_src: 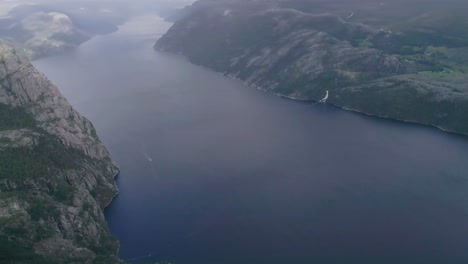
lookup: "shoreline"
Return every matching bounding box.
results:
[153,49,468,138]
[222,73,468,138]
[103,168,122,257]
[334,104,468,138]
[104,168,121,209]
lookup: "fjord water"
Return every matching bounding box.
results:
[34,15,468,264]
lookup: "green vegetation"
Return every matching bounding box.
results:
[52,181,75,204]
[0,102,90,184]
[90,235,119,256]
[0,236,60,264]
[0,103,37,131]
[4,225,29,238]
[352,37,374,48]
[0,137,11,144]
[0,98,116,262]
[27,199,60,221]
[0,134,87,182]
[0,235,41,264]
[33,225,54,242]
[418,69,464,79]
[358,39,373,48]
[0,41,119,263]
[0,216,11,230]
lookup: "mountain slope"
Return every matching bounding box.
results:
[0,42,121,263]
[155,0,468,135]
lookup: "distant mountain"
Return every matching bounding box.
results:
[156,0,468,135]
[0,3,120,60]
[0,42,121,263]
[3,11,93,60]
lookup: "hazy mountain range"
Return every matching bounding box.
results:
[0,0,193,59]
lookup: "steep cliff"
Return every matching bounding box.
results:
[0,42,121,263]
[156,0,468,135]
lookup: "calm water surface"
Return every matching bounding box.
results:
[34,15,468,264]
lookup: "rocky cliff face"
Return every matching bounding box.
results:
[0,42,121,263]
[156,0,468,135]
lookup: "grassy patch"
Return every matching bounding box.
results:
[353,37,374,48]
[358,39,374,48]
[418,68,464,79]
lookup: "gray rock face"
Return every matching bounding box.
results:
[0,43,112,159]
[0,129,40,149]
[156,0,468,134]
[0,41,121,263]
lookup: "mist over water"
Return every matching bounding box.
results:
[34,13,468,264]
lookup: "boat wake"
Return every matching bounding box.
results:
[142,152,153,162]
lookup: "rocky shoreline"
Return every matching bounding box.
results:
[224,72,468,137]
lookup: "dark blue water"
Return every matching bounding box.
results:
[34,15,468,264]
